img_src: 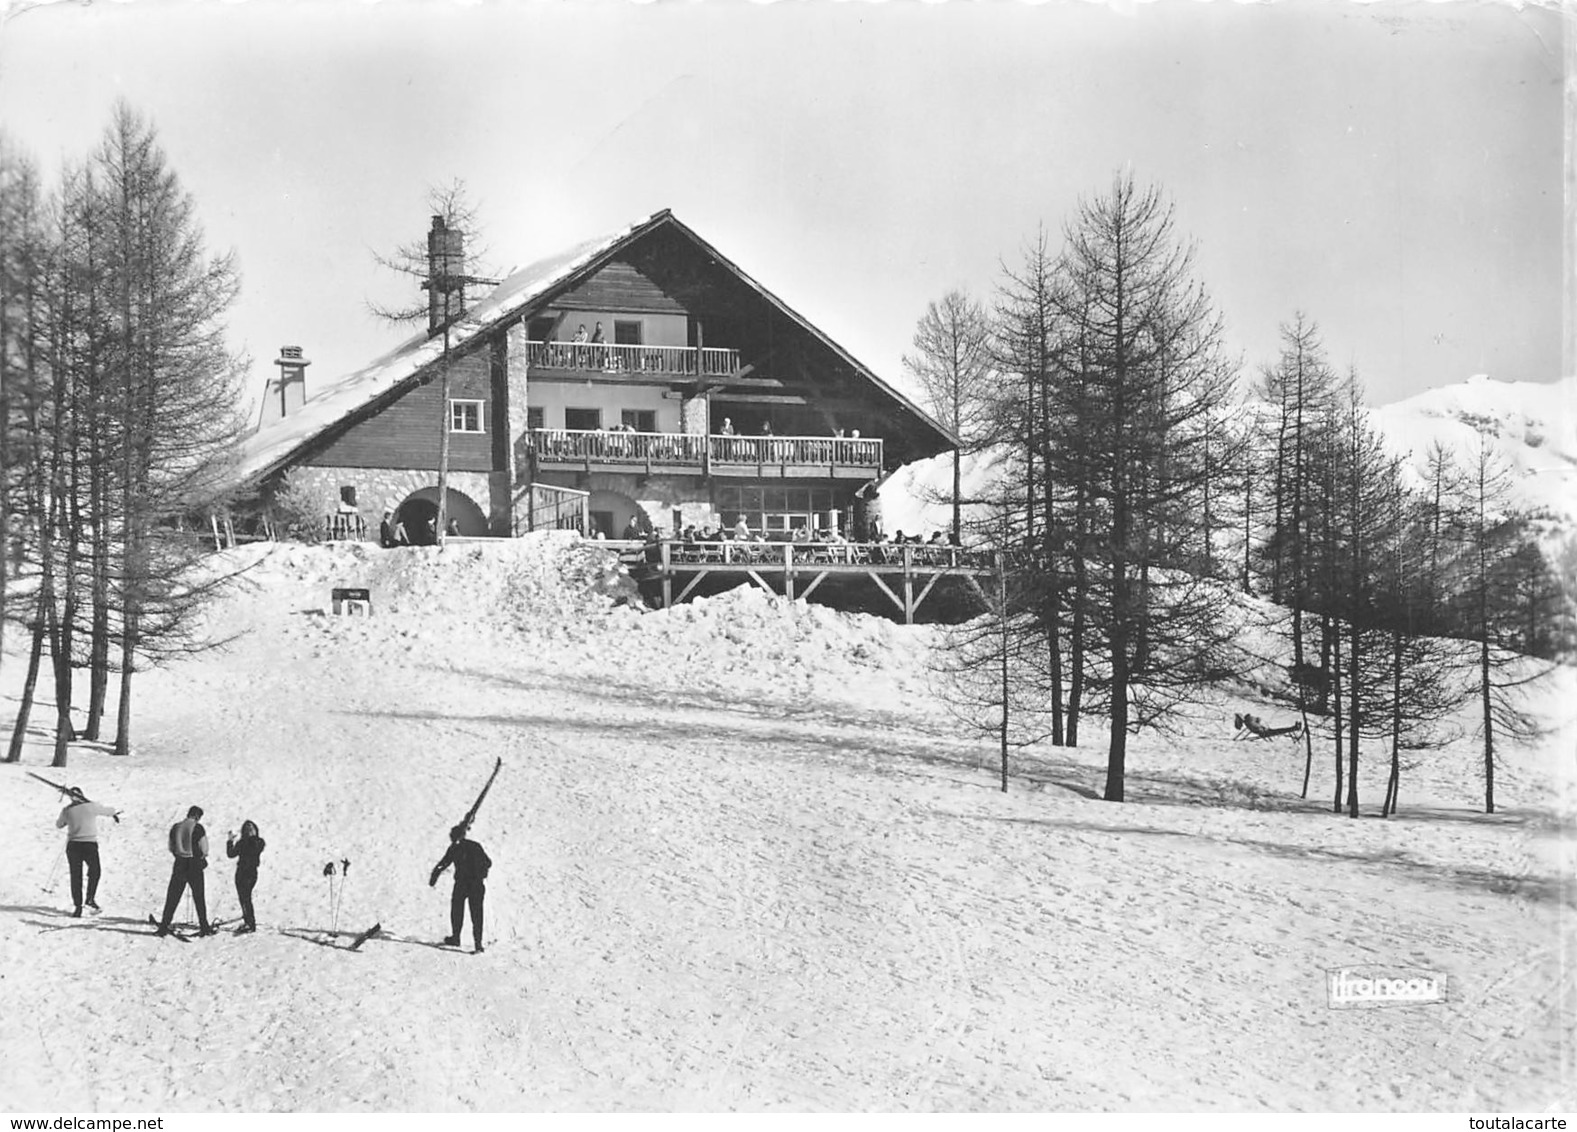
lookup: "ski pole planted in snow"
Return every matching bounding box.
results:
[323,861,338,932]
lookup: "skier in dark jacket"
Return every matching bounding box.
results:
[157,805,213,937]
[429,824,492,953]
[226,820,266,934]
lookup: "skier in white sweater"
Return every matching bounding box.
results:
[56,787,121,917]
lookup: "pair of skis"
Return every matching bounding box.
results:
[147,914,235,942]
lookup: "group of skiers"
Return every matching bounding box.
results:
[53,785,489,951]
[55,788,265,936]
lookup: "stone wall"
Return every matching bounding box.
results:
[276,465,498,539]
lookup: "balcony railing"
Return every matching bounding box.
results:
[528,429,883,471]
[526,340,739,377]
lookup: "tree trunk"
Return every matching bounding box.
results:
[5,592,49,763]
[1384,632,1402,817]
[1481,636,1494,814]
[999,564,1009,792]
[48,597,71,768]
[1105,650,1128,802]
[114,614,136,757]
[435,324,453,544]
[1331,622,1344,813]
[1346,620,1360,818]
[86,428,111,739]
[952,449,963,547]
[1299,704,1314,799]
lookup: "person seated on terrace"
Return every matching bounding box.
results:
[791,524,811,544]
[928,531,946,544]
[623,516,644,541]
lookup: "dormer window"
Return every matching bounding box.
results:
[450,399,484,433]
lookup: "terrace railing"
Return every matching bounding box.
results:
[657,539,994,570]
[526,341,739,377]
[528,430,883,471]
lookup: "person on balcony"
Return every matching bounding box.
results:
[572,323,589,366]
[720,417,736,436]
[732,516,751,541]
[591,321,609,370]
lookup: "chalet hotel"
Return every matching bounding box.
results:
[237,211,956,545]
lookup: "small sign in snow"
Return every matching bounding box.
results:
[331,587,372,616]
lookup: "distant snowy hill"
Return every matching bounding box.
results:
[1372,374,1577,535]
[881,375,1577,544]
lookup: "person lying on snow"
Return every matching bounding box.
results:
[1233,713,1304,740]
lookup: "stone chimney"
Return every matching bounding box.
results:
[259,346,309,427]
[426,214,467,335]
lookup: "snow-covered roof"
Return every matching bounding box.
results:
[235,211,666,486]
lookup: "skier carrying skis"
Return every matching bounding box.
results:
[157,806,214,937]
[429,824,491,954]
[226,820,266,934]
[55,787,120,918]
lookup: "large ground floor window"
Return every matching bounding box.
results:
[717,485,840,533]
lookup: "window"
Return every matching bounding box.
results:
[621,409,656,433]
[526,406,544,432]
[339,485,358,507]
[614,320,643,346]
[564,407,601,431]
[450,399,484,433]
[715,486,835,534]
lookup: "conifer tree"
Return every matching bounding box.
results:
[903,287,994,545]
[1040,172,1242,802]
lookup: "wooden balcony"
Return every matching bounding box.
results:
[528,429,883,479]
[526,340,739,377]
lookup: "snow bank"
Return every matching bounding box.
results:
[0,533,1570,1112]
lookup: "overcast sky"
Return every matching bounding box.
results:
[0,0,1563,418]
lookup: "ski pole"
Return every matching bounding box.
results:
[335,863,354,933]
[43,849,63,895]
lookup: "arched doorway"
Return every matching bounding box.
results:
[587,489,646,540]
[394,486,488,544]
